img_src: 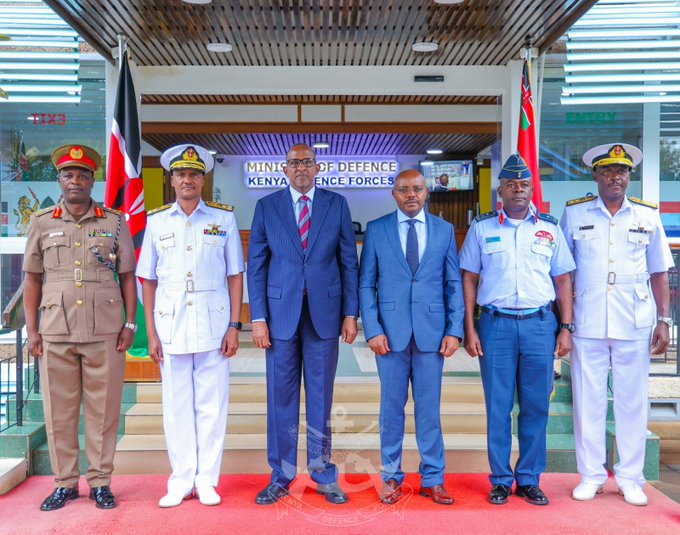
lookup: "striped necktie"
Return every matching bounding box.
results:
[298,195,310,250]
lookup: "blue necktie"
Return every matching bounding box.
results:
[406,219,419,275]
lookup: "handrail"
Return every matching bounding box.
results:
[1,282,28,429]
[2,281,25,331]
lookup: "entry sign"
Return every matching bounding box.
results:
[244,157,399,189]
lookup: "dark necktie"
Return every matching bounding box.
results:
[406,219,419,275]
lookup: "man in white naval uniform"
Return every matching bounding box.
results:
[560,143,673,506]
[137,144,245,508]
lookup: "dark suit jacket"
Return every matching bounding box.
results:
[359,211,464,353]
[247,187,359,340]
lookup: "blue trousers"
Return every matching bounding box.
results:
[477,309,556,487]
[375,336,445,487]
[265,298,339,487]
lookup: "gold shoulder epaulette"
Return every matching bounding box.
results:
[103,206,122,215]
[206,201,234,212]
[566,195,597,207]
[629,197,658,209]
[147,203,172,216]
[34,206,54,217]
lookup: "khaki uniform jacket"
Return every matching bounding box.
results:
[23,199,136,343]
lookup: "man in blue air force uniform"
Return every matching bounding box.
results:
[459,155,575,506]
[137,144,244,508]
[359,169,464,506]
[561,143,673,506]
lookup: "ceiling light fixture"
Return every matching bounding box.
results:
[208,150,217,154]
[412,41,438,53]
[182,0,212,4]
[426,149,443,155]
[312,142,330,149]
[434,0,465,4]
[420,160,435,166]
[206,42,233,53]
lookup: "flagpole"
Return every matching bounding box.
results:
[517,35,544,212]
[117,34,127,69]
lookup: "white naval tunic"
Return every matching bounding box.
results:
[560,195,673,340]
[560,195,673,488]
[137,199,245,494]
[136,199,245,353]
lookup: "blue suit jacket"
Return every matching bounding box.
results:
[247,187,359,340]
[359,211,464,353]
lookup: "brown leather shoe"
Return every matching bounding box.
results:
[420,484,454,505]
[379,479,402,505]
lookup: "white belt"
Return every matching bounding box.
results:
[581,272,649,285]
[157,280,224,292]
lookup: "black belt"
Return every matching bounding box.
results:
[482,303,551,320]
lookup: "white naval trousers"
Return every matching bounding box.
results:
[160,349,230,494]
[571,336,651,488]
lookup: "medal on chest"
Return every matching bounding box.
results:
[204,223,226,237]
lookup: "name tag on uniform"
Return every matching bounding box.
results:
[578,225,594,231]
[160,233,174,241]
[485,236,501,243]
[48,231,64,237]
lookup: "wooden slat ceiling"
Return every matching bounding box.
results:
[44,0,594,156]
[46,0,594,67]
[142,132,498,156]
[141,94,499,105]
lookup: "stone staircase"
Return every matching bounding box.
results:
[1,360,665,484]
[111,377,511,475]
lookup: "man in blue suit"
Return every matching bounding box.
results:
[359,169,464,506]
[248,143,359,505]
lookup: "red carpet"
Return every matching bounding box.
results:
[1,473,679,535]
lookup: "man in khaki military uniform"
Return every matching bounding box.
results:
[23,144,137,511]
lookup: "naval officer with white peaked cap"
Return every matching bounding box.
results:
[561,143,673,506]
[137,144,245,508]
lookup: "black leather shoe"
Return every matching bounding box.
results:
[89,486,116,509]
[255,483,289,505]
[488,485,512,505]
[316,482,348,504]
[515,485,549,506]
[40,487,79,511]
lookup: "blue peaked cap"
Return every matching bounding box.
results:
[499,154,531,180]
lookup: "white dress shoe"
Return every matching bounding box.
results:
[196,486,221,506]
[572,481,604,501]
[158,490,192,508]
[618,483,648,506]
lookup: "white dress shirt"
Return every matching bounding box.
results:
[396,208,427,262]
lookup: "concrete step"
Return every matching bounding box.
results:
[0,458,27,495]
[123,402,488,435]
[111,433,517,475]
[135,377,487,405]
[513,402,575,435]
[649,421,680,441]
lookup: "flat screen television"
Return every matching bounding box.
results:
[420,160,474,192]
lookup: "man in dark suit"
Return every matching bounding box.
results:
[248,143,359,505]
[359,169,464,506]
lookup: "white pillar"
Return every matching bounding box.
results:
[641,102,661,203]
[104,59,118,155]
